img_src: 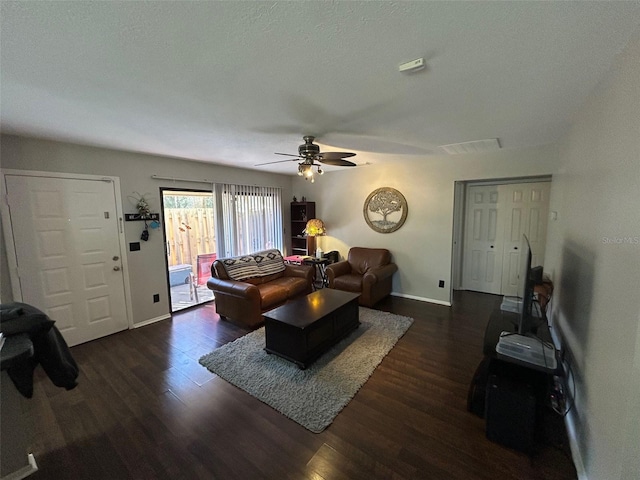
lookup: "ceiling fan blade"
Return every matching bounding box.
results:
[274,152,302,158]
[255,158,298,166]
[318,158,357,167]
[317,151,356,160]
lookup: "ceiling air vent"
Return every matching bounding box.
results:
[439,138,501,155]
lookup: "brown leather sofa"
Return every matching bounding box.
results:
[207,249,313,328]
[325,247,398,307]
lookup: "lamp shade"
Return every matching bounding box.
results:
[304,218,326,236]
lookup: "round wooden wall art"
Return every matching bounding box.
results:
[363,187,408,233]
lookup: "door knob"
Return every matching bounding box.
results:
[113,256,120,261]
[113,266,121,271]
[490,245,494,249]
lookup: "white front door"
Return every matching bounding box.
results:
[461,185,505,294]
[3,174,129,346]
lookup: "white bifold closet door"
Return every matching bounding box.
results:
[462,182,550,296]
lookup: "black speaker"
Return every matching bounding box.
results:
[467,357,491,417]
[485,374,537,453]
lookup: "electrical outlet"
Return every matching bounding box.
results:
[153,294,160,303]
[438,280,445,288]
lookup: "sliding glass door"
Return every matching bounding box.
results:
[162,189,216,312]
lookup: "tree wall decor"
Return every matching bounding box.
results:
[363,187,408,233]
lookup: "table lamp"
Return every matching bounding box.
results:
[304,218,326,257]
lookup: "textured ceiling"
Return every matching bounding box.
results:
[2,1,640,175]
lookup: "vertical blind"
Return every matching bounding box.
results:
[213,183,283,257]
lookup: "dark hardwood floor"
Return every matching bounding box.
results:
[22,291,576,479]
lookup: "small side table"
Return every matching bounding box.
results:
[303,257,329,289]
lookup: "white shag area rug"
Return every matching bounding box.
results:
[199,307,413,433]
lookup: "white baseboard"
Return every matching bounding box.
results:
[1,453,38,480]
[564,410,587,479]
[391,292,452,307]
[132,314,171,329]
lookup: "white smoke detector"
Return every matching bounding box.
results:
[398,58,425,72]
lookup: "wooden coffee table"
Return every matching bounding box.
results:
[263,289,360,369]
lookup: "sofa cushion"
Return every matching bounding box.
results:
[272,275,311,298]
[221,255,261,281]
[257,276,310,309]
[253,249,286,276]
[257,283,290,309]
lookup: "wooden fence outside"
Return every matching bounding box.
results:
[164,208,217,276]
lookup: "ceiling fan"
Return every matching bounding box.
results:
[255,136,356,182]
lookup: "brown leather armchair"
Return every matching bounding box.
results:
[325,247,398,307]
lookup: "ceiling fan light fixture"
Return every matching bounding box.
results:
[263,136,357,179]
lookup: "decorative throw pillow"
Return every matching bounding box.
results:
[222,256,261,281]
[253,249,286,276]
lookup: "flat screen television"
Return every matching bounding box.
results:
[497,233,556,370]
[517,234,543,335]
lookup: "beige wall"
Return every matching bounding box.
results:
[0,136,293,325]
[294,144,559,304]
[543,33,640,479]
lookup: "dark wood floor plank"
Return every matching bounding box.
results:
[20,291,576,479]
[321,423,418,479]
[340,394,497,480]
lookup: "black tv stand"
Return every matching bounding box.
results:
[468,308,562,453]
